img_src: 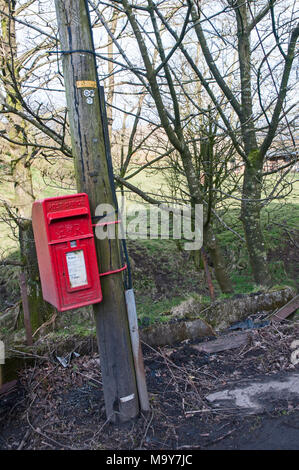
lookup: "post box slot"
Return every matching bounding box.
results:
[47,207,89,223]
[48,233,93,245]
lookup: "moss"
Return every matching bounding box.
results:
[248,149,261,167]
[137,295,186,327]
[269,284,295,292]
[73,325,96,337]
[26,280,54,334]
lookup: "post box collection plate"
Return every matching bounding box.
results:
[32,193,103,311]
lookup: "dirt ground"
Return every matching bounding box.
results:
[0,322,298,450]
[0,231,298,451]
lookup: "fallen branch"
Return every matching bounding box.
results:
[32,312,57,338]
[17,429,31,450]
[204,428,236,447]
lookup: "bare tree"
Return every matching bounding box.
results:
[94,0,234,292]
[106,0,298,287]
[186,0,299,285]
[1,0,297,304]
[0,0,72,330]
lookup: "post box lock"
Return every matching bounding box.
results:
[32,193,103,311]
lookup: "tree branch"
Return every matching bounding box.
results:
[247,0,277,32]
[260,22,299,158]
[190,0,243,121]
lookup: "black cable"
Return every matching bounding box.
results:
[98,86,132,290]
[84,0,132,290]
[48,49,98,55]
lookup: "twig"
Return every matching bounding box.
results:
[89,414,114,448]
[139,411,154,449]
[204,428,236,447]
[17,429,31,450]
[73,369,102,385]
[26,412,78,450]
[177,443,201,450]
[32,312,57,338]
[185,409,211,416]
[8,349,49,361]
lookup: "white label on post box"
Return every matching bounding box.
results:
[66,250,88,288]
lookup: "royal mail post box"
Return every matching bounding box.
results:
[32,193,102,311]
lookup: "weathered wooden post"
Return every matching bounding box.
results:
[54,0,146,422]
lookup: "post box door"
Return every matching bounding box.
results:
[53,238,102,309]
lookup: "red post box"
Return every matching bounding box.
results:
[32,193,102,311]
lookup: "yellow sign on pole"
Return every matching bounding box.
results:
[76,80,97,88]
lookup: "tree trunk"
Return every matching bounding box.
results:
[19,221,54,333]
[13,137,54,334]
[241,157,271,286]
[204,225,233,294]
[0,2,53,333]
[235,2,271,286]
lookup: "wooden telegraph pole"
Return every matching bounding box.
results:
[54,0,146,423]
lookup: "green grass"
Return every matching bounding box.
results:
[136,295,186,327]
[216,199,298,293]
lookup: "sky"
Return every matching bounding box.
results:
[8,0,299,137]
